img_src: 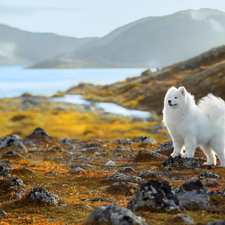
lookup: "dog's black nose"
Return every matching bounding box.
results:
[168,100,171,104]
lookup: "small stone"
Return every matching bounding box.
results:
[132,136,156,144]
[69,167,86,174]
[136,170,159,178]
[28,148,38,153]
[172,213,194,224]
[113,146,134,153]
[105,160,116,167]
[82,143,100,148]
[59,138,75,151]
[154,141,173,153]
[119,167,135,173]
[116,138,132,145]
[83,198,118,204]
[105,173,145,183]
[5,177,26,190]
[134,150,166,162]
[205,179,218,187]
[94,151,101,156]
[209,189,225,198]
[198,172,221,180]
[0,211,6,216]
[107,182,139,195]
[0,165,10,177]
[59,138,74,144]
[73,203,93,210]
[78,147,99,152]
[45,171,58,175]
[2,151,25,160]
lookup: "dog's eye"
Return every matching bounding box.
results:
[175,97,178,99]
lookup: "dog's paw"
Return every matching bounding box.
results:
[203,161,216,166]
[171,152,180,158]
[203,162,214,166]
[181,152,192,158]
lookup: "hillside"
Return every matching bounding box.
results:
[0,24,96,66]
[33,8,225,68]
[66,45,225,112]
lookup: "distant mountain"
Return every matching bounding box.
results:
[0,24,97,66]
[33,8,225,68]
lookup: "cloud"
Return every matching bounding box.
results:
[0,5,77,17]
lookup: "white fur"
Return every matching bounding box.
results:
[163,86,225,167]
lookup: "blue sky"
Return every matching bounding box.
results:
[0,0,225,37]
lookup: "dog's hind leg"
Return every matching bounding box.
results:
[211,142,225,167]
[202,145,216,166]
[171,140,183,158]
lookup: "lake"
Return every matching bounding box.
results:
[53,94,150,118]
[0,66,153,117]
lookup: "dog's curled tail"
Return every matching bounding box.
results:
[198,94,225,122]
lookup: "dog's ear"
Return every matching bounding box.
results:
[179,86,186,96]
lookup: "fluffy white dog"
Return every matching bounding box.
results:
[163,86,225,167]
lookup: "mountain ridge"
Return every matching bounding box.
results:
[32,8,225,68]
[0,23,97,66]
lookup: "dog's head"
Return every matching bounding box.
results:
[164,86,187,108]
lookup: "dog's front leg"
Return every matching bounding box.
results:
[171,140,182,158]
[182,137,196,158]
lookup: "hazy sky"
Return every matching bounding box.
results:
[0,0,225,38]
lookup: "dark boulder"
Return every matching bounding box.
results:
[161,155,203,168]
[176,178,209,210]
[0,135,27,152]
[26,127,53,142]
[86,204,147,225]
[27,187,60,205]
[127,179,182,212]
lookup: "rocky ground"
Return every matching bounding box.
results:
[2,49,225,224]
[0,127,225,224]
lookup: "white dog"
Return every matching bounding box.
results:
[163,86,225,167]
